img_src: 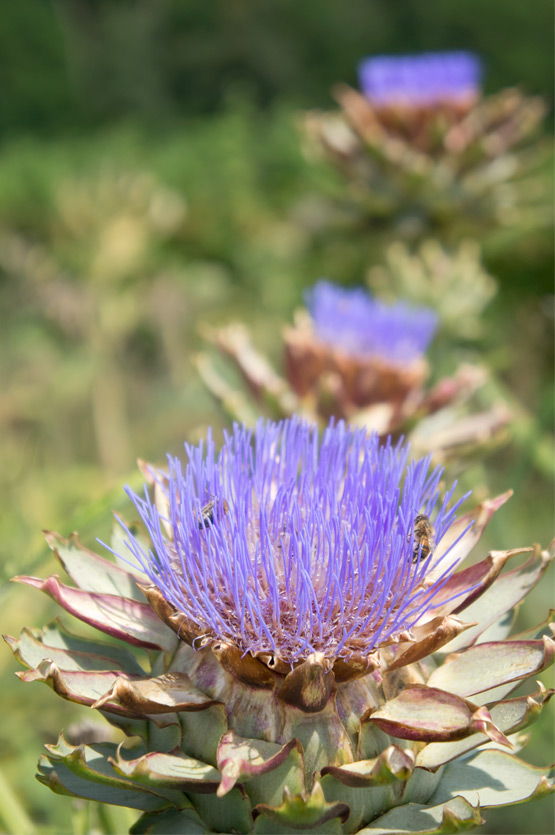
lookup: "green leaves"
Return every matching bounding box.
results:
[427,637,555,699]
[38,756,173,812]
[13,574,177,651]
[320,747,418,834]
[430,749,555,809]
[416,684,554,770]
[38,736,185,811]
[321,746,415,788]
[92,672,221,714]
[216,731,304,802]
[112,749,221,793]
[423,492,513,587]
[17,660,136,713]
[359,796,483,834]
[44,530,147,602]
[436,545,553,654]
[5,621,145,676]
[253,783,349,834]
[428,547,526,621]
[368,685,510,746]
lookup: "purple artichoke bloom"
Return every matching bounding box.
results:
[8,416,555,832]
[306,280,438,364]
[358,51,482,106]
[120,418,467,664]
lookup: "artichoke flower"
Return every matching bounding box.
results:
[6,418,554,834]
[284,281,437,425]
[197,281,509,459]
[304,51,550,239]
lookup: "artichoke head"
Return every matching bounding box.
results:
[6,421,554,834]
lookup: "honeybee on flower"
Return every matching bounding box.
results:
[410,513,435,563]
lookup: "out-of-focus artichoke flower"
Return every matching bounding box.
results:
[358,51,481,110]
[284,281,436,424]
[197,280,510,460]
[304,51,550,239]
[306,280,438,363]
[7,419,554,833]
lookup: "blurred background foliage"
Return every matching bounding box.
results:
[1,0,554,134]
[0,1,553,834]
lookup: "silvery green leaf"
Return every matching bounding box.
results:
[44,531,147,601]
[253,782,349,833]
[217,730,305,803]
[436,546,552,654]
[359,795,483,834]
[13,574,177,651]
[430,749,555,808]
[17,659,138,715]
[368,685,509,746]
[5,624,144,675]
[37,755,173,812]
[417,684,554,770]
[112,748,221,793]
[427,637,555,698]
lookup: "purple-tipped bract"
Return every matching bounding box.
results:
[358,51,482,106]
[118,419,469,663]
[306,281,438,364]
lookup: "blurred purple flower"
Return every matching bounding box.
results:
[306,280,438,364]
[119,418,469,664]
[358,51,482,106]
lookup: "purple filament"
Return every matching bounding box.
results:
[358,51,482,107]
[306,280,438,363]
[117,418,470,662]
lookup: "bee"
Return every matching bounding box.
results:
[198,498,229,529]
[410,514,434,563]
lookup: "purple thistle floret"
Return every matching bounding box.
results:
[306,280,438,364]
[117,419,470,663]
[358,51,482,107]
